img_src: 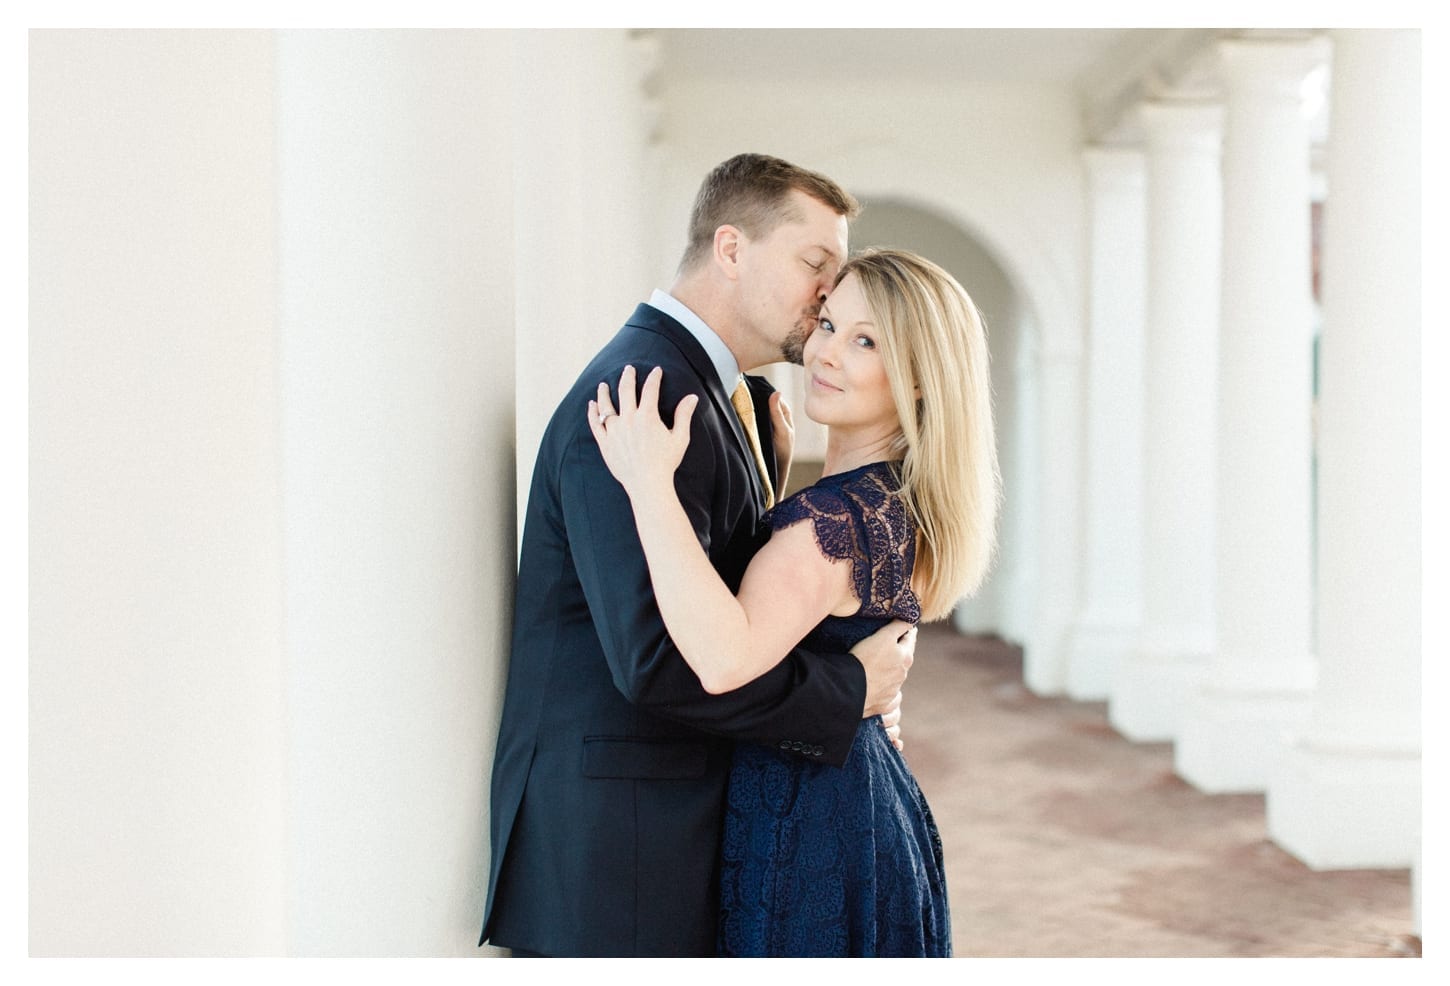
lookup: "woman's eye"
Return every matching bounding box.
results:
[854,335,876,350]
[818,318,835,333]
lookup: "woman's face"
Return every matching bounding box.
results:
[803,272,900,437]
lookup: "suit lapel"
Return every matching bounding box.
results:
[624,305,767,509]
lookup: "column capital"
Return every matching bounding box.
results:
[1217,35,1330,100]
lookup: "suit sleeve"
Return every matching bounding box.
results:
[562,370,867,766]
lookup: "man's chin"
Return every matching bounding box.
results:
[780,329,811,365]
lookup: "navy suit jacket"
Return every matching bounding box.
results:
[481,304,868,956]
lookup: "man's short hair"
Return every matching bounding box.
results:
[679,153,860,272]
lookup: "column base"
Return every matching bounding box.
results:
[1175,688,1313,793]
[1108,652,1209,742]
[951,602,995,637]
[1413,845,1421,937]
[1021,621,1069,697]
[1266,741,1420,869]
[1064,618,1137,701]
[1270,739,1415,870]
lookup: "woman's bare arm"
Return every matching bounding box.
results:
[589,365,854,694]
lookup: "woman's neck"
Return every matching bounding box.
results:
[821,428,904,477]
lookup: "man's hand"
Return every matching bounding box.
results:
[850,619,916,720]
[880,690,903,751]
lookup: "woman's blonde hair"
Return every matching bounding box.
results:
[835,248,1001,620]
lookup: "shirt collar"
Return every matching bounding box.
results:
[647,289,741,394]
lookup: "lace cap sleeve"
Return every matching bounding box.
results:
[767,467,920,621]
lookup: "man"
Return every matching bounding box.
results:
[481,154,916,957]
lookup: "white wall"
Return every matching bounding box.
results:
[30,30,289,955]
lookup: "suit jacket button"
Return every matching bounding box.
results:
[779,740,791,750]
[812,746,824,756]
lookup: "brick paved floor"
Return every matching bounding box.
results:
[902,622,1421,958]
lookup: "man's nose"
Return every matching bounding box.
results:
[816,270,837,304]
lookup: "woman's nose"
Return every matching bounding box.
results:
[816,332,842,366]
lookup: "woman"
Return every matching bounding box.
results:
[587,249,1000,957]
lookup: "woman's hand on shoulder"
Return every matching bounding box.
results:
[588,365,698,501]
[768,390,794,491]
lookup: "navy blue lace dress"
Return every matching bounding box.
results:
[717,461,951,957]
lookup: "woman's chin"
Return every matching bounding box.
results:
[801,396,833,427]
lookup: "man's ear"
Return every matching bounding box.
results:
[713,224,743,281]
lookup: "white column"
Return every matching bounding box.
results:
[277,31,520,953]
[511,31,591,533]
[1109,101,1222,741]
[1176,37,1326,792]
[983,338,1042,648]
[1267,28,1421,868]
[1066,147,1147,700]
[511,30,654,537]
[1022,347,1086,695]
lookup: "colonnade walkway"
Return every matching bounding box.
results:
[905,622,1420,958]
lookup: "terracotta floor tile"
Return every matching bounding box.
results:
[904,622,1419,959]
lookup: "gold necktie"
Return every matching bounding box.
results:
[730,378,776,509]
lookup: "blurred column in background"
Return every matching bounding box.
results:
[1026,347,1087,696]
[1267,29,1421,874]
[1110,100,1222,742]
[1176,35,1326,792]
[1067,147,1147,700]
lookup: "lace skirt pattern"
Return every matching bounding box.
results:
[717,715,951,957]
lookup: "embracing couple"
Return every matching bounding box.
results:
[481,153,999,958]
